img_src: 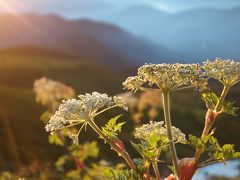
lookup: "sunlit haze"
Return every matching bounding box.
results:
[0,0,240,18]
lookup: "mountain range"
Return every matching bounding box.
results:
[0,14,183,71]
[95,5,240,60]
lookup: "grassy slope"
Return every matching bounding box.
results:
[0,46,126,170]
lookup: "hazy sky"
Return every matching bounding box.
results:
[1,0,240,18]
[105,0,240,11]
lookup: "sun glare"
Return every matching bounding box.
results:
[0,0,47,39]
[0,0,26,14]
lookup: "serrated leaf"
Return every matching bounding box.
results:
[188,134,204,149]
[208,137,240,163]
[102,168,135,180]
[102,115,125,137]
[222,101,239,116]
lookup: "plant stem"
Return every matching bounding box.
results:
[144,164,150,180]
[152,162,161,180]
[214,85,230,112]
[87,119,136,172]
[194,85,230,163]
[162,91,181,179]
[93,105,117,117]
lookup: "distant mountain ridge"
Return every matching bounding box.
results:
[0,14,183,70]
[95,5,240,61]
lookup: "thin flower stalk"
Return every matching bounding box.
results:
[86,118,136,172]
[162,91,181,179]
[143,162,150,180]
[152,160,161,180]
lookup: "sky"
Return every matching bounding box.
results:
[1,0,240,18]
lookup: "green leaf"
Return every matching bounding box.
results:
[222,101,239,116]
[48,133,64,146]
[131,141,144,157]
[67,170,81,179]
[188,134,204,149]
[202,92,219,109]
[102,115,125,137]
[70,141,99,161]
[208,137,240,163]
[131,141,158,159]
[55,155,68,171]
[102,168,135,180]
[167,165,175,174]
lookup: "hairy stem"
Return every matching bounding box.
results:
[162,91,181,179]
[87,119,136,172]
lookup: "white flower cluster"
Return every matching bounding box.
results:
[33,77,75,106]
[46,92,127,133]
[122,76,145,92]
[123,63,207,92]
[134,121,187,144]
[203,58,240,86]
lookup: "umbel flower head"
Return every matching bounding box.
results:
[203,58,240,86]
[123,63,207,92]
[134,121,187,144]
[33,77,75,106]
[45,92,127,134]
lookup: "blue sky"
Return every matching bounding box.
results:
[1,0,240,18]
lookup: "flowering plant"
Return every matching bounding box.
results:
[44,59,240,180]
[34,78,125,179]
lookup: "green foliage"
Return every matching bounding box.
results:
[48,129,69,146]
[188,133,212,149]
[131,131,170,162]
[189,133,240,164]
[48,133,64,146]
[55,155,68,171]
[55,141,99,171]
[131,141,158,160]
[102,115,125,137]
[102,168,136,180]
[189,134,202,149]
[202,92,219,109]
[0,172,19,180]
[208,136,240,162]
[202,92,239,116]
[67,170,81,179]
[222,101,239,116]
[70,141,99,161]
